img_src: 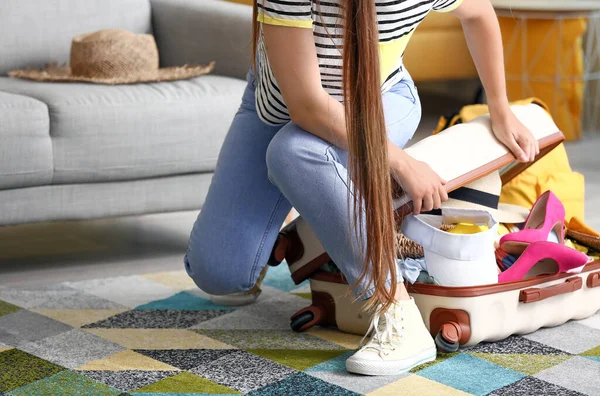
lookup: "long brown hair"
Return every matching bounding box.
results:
[252,0,397,311]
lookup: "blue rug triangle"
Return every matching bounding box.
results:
[263,263,307,292]
[305,351,354,372]
[135,292,233,311]
[134,393,240,396]
[134,394,239,395]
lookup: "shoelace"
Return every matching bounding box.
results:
[359,305,405,355]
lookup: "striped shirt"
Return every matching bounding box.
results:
[256,0,464,125]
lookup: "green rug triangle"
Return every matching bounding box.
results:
[0,349,65,392]
[247,349,348,371]
[0,300,21,317]
[469,352,572,375]
[410,351,460,373]
[292,293,312,300]
[133,372,239,394]
[581,345,600,357]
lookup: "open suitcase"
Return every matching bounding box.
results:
[267,104,600,352]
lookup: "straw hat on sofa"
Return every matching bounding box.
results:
[9,29,214,85]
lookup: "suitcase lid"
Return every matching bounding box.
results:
[393,103,564,213]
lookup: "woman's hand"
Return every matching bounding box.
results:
[491,108,540,163]
[450,0,539,163]
[389,145,448,215]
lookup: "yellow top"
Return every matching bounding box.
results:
[254,0,464,125]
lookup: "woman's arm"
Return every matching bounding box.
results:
[263,24,447,213]
[263,24,414,162]
[451,0,539,162]
[262,24,349,150]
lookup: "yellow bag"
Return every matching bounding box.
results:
[433,98,585,222]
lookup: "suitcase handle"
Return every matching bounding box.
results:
[588,272,600,289]
[519,277,583,303]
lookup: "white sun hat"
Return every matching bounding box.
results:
[401,208,499,287]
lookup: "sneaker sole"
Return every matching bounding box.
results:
[209,291,261,307]
[345,347,437,376]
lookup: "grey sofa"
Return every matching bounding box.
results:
[0,0,252,226]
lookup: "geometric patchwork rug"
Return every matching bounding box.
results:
[1,264,599,395]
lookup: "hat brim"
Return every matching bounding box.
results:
[441,199,529,224]
[9,62,214,85]
[424,249,499,286]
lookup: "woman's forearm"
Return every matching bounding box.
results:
[456,0,511,119]
[291,89,349,151]
[452,0,538,161]
[295,92,408,173]
[262,24,402,167]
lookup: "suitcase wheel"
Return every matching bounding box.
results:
[434,321,462,353]
[435,332,460,353]
[290,306,323,332]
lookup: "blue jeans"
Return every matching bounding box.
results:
[184,70,421,297]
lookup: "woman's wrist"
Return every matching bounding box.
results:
[387,141,408,175]
[487,95,512,122]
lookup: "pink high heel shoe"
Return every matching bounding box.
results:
[498,241,588,283]
[500,191,565,255]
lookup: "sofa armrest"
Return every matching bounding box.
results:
[151,0,252,80]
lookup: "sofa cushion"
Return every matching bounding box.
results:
[0,0,151,75]
[0,92,53,190]
[0,76,246,184]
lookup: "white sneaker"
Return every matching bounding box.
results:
[209,266,268,307]
[346,297,437,376]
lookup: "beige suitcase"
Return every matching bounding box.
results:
[267,104,600,352]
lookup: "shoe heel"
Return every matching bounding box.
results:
[551,221,564,244]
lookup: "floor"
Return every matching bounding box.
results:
[1,264,599,395]
[0,88,599,287]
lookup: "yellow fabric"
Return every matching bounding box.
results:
[565,239,589,254]
[257,14,313,28]
[448,223,490,235]
[568,216,600,237]
[500,144,585,222]
[433,97,550,135]
[566,239,599,261]
[497,224,511,237]
[498,17,587,141]
[538,173,585,220]
[379,32,414,85]
[430,97,585,223]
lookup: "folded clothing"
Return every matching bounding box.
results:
[415,271,440,285]
[398,257,427,284]
[495,248,518,272]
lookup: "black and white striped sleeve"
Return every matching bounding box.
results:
[432,0,464,12]
[257,0,313,28]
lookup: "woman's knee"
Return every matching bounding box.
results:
[265,122,328,184]
[184,248,247,296]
